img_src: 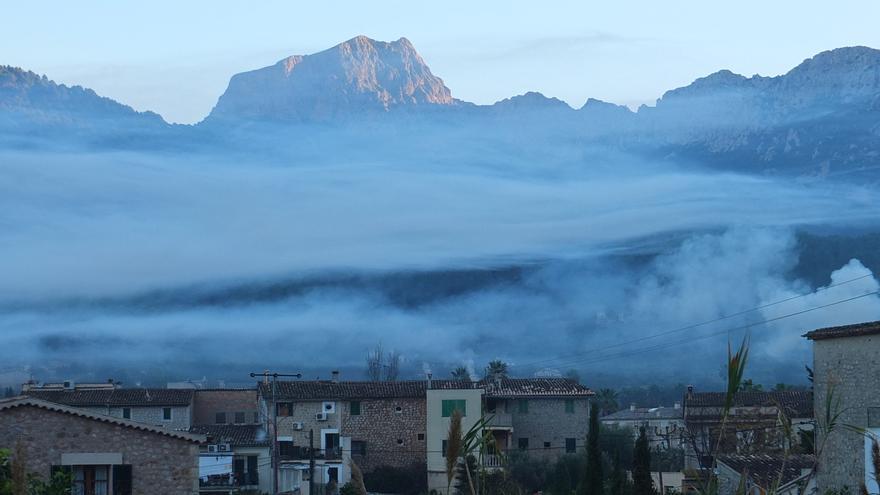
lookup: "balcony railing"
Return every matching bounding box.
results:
[199,471,259,487]
[279,446,342,461]
[483,454,504,468]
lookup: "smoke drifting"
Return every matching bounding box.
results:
[1,148,879,386]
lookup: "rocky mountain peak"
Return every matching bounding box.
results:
[206,35,454,122]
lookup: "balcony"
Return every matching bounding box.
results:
[199,471,259,488]
[485,411,513,429]
[279,446,342,461]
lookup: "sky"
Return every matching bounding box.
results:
[4,0,880,124]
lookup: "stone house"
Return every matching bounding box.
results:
[683,389,813,470]
[190,388,271,495]
[258,376,431,494]
[600,402,685,450]
[480,378,593,462]
[805,320,880,493]
[23,383,195,431]
[0,396,204,495]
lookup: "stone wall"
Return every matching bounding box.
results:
[342,397,426,472]
[508,398,590,461]
[80,405,191,430]
[0,405,200,495]
[193,390,259,425]
[813,334,880,492]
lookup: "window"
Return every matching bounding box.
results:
[442,399,467,417]
[517,399,529,414]
[350,401,361,416]
[73,465,109,495]
[246,456,259,485]
[418,433,425,441]
[518,438,529,450]
[113,465,132,495]
[565,438,577,453]
[278,441,294,457]
[395,405,403,414]
[253,412,260,424]
[442,440,448,457]
[277,402,293,417]
[352,440,367,456]
[234,412,246,424]
[396,439,404,446]
[543,441,551,449]
[215,412,227,424]
[565,399,575,414]
[162,407,172,421]
[122,407,131,419]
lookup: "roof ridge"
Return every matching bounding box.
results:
[0,397,205,443]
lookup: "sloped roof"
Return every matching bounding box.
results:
[717,454,815,488]
[601,406,683,421]
[479,378,594,398]
[189,424,270,447]
[260,377,590,400]
[24,388,194,407]
[0,397,204,443]
[804,320,880,341]
[685,391,812,418]
[263,380,430,400]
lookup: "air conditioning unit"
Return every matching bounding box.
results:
[217,443,231,452]
[207,445,218,453]
[315,412,328,421]
[293,422,304,431]
[63,380,75,390]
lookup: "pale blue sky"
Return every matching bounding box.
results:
[4,0,879,124]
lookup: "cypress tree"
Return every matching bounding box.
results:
[632,427,654,495]
[578,403,603,495]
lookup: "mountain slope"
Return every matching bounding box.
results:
[205,35,456,123]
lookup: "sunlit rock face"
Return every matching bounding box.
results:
[206,35,456,123]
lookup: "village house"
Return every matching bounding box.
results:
[257,373,430,494]
[189,388,272,495]
[22,380,195,431]
[0,396,204,495]
[426,380,485,494]
[480,377,593,461]
[683,388,813,470]
[600,402,685,449]
[715,454,816,495]
[805,320,880,493]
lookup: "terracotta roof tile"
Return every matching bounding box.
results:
[24,388,194,407]
[717,454,815,488]
[189,424,270,447]
[685,391,812,418]
[804,320,880,341]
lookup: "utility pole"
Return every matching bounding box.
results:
[309,429,316,495]
[250,370,302,495]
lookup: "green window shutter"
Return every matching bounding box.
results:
[442,399,467,417]
[565,400,574,413]
[351,401,361,416]
[518,399,529,414]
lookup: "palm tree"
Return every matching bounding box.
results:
[485,360,508,380]
[451,366,472,382]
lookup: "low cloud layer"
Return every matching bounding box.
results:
[1,149,879,386]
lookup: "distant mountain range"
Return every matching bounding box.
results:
[3,36,880,178]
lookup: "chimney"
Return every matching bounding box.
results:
[426,372,433,390]
[686,385,695,400]
[263,370,270,385]
[331,370,340,384]
[630,404,636,412]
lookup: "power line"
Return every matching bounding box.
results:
[518,288,880,373]
[513,272,874,372]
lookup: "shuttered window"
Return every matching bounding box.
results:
[441,400,467,417]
